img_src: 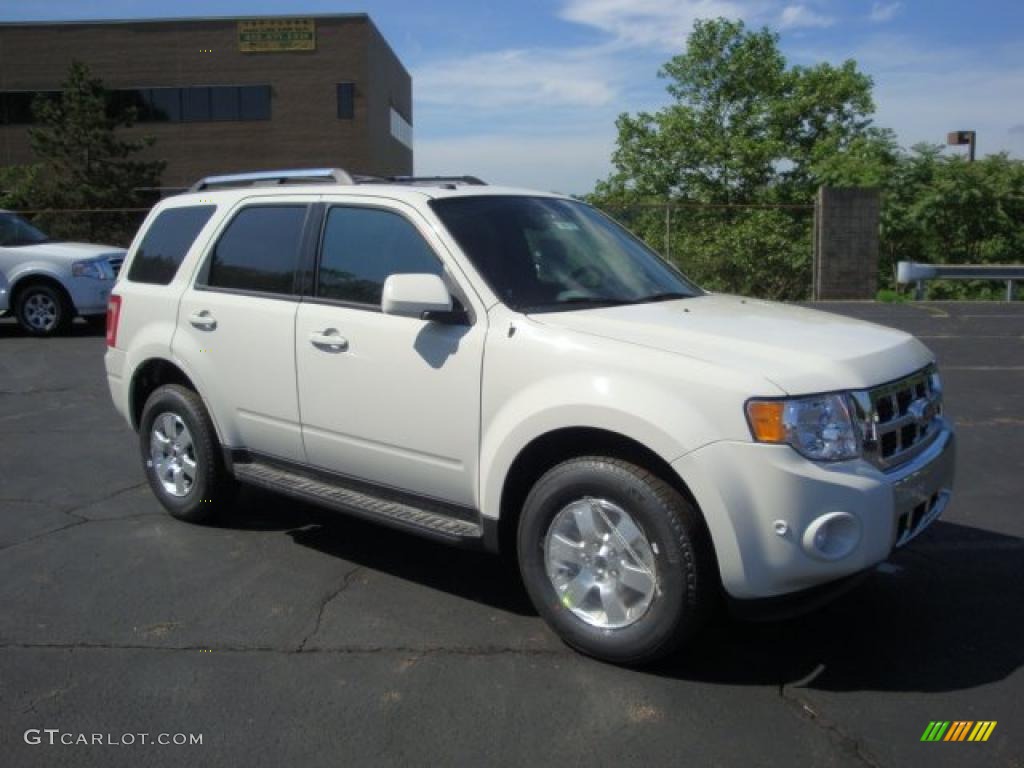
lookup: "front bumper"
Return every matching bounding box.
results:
[66,276,114,316]
[673,420,955,600]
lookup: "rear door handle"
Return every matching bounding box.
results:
[309,329,349,352]
[189,310,217,330]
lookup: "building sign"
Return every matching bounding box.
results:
[238,19,316,53]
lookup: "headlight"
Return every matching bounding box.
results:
[72,260,106,279]
[746,393,860,461]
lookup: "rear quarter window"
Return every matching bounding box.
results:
[127,205,216,285]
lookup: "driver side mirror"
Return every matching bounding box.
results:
[382,273,464,323]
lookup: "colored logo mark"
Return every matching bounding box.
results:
[921,721,997,742]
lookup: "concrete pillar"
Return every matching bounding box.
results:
[813,187,880,300]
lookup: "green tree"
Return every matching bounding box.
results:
[24,60,164,243]
[590,18,881,300]
[594,18,877,205]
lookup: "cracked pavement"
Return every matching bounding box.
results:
[0,304,1022,767]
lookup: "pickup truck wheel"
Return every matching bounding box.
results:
[14,283,72,336]
[139,384,235,523]
[518,457,710,665]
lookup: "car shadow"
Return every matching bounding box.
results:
[219,486,1022,692]
[217,484,536,616]
[0,317,105,338]
[649,521,1023,693]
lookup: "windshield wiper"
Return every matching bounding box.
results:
[522,296,632,313]
[632,292,692,304]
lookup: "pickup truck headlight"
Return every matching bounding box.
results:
[746,394,860,461]
[72,260,106,279]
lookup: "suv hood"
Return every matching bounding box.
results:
[9,242,126,263]
[529,294,933,394]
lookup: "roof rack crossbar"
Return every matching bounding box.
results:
[189,168,354,192]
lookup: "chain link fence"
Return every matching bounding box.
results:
[597,202,817,301]
[11,201,818,302]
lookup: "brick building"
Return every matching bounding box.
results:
[0,14,412,188]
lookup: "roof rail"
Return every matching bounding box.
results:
[359,175,488,187]
[189,168,354,192]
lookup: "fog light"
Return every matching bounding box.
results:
[802,512,861,561]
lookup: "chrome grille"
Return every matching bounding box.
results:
[853,365,943,470]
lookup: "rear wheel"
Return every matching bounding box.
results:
[139,384,235,522]
[14,283,72,336]
[517,457,711,665]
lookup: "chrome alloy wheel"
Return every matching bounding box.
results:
[149,413,197,497]
[23,292,59,332]
[544,498,659,629]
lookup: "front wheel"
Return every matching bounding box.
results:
[14,283,72,336]
[517,457,712,665]
[139,384,235,523]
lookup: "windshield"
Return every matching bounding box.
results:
[430,196,701,312]
[0,212,49,247]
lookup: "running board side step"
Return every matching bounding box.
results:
[232,459,484,546]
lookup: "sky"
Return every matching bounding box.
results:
[2,0,1023,194]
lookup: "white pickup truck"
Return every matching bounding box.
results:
[0,210,125,335]
[104,169,955,664]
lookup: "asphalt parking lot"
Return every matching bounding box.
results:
[1,301,1021,768]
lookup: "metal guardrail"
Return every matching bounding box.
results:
[897,261,1023,301]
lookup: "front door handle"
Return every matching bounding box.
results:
[189,310,217,330]
[309,329,349,352]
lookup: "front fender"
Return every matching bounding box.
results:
[480,373,715,520]
[8,263,71,296]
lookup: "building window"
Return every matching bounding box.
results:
[210,86,240,121]
[182,87,211,122]
[0,85,271,125]
[390,107,412,149]
[238,86,271,120]
[0,90,59,125]
[336,83,355,119]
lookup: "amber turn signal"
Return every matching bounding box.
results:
[746,400,786,443]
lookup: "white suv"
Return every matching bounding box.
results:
[0,210,126,335]
[105,168,955,664]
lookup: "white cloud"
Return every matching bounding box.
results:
[792,35,1024,157]
[868,2,902,23]
[559,0,751,51]
[415,132,617,195]
[778,4,834,29]
[416,48,619,109]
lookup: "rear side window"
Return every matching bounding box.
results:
[205,206,307,295]
[317,206,442,305]
[127,205,215,285]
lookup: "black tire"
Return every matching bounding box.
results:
[139,384,236,523]
[14,282,72,336]
[517,457,712,665]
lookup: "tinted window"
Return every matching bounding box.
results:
[239,86,271,120]
[206,206,307,295]
[127,206,216,285]
[0,91,60,125]
[0,213,49,246]
[182,87,211,122]
[210,86,240,121]
[148,88,182,122]
[336,83,355,119]
[318,207,441,305]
